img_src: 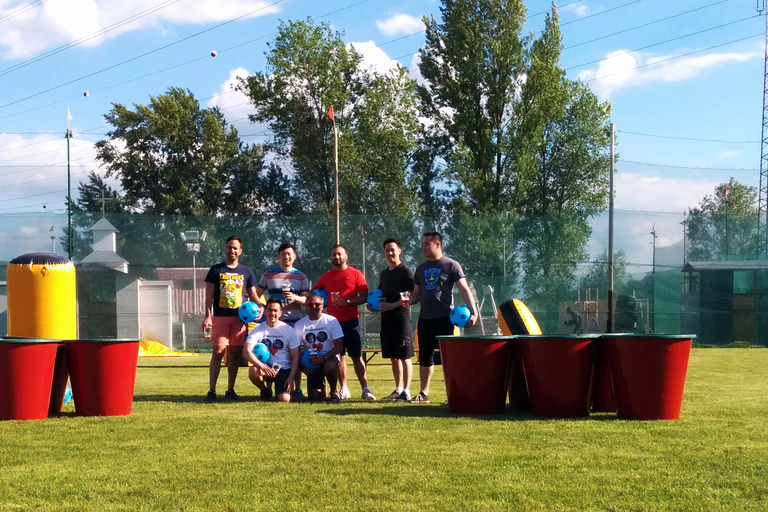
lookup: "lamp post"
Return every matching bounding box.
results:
[180,228,207,314]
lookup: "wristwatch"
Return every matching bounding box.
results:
[345,299,351,305]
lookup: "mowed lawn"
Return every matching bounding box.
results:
[1,348,767,511]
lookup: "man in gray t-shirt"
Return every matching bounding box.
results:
[410,232,478,403]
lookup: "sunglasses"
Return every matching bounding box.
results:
[307,303,323,308]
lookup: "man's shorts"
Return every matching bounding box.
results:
[416,316,454,367]
[266,368,293,396]
[339,318,362,358]
[381,310,414,360]
[211,315,247,351]
[305,357,338,392]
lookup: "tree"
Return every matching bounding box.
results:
[686,178,758,261]
[239,18,421,215]
[578,250,629,294]
[95,87,281,216]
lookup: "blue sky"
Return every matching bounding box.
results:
[0,0,764,264]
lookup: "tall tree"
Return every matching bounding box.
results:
[95,87,278,216]
[420,0,526,214]
[239,18,420,215]
[686,178,758,261]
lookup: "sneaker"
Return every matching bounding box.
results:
[260,388,273,401]
[396,390,411,402]
[443,399,449,406]
[330,391,341,403]
[384,389,401,400]
[292,389,307,400]
[362,388,376,400]
[410,392,430,403]
[205,391,216,402]
[339,387,351,400]
[224,390,240,400]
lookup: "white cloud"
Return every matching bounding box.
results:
[0,0,281,58]
[578,49,760,99]
[409,52,425,85]
[718,151,740,159]
[614,172,717,213]
[376,13,424,37]
[207,67,258,136]
[349,41,401,76]
[561,3,589,18]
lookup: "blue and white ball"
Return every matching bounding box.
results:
[238,301,260,323]
[366,289,383,311]
[251,342,270,363]
[450,306,472,328]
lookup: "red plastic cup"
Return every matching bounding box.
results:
[0,338,60,421]
[438,335,511,414]
[602,334,693,420]
[65,339,140,417]
[518,335,596,418]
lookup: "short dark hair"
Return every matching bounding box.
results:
[331,244,347,253]
[382,238,401,249]
[226,235,242,245]
[278,242,297,256]
[423,232,442,244]
[265,298,283,307]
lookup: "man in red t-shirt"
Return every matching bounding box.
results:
[313,244,375,400]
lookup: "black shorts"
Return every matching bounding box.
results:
[339,318,362,358]
[417,316,454,367]
[305,358,338,391]
[381,309,414,360]
[266,368,292,395]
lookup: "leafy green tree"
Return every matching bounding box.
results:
[95,87,277,216]
[578,250,629,294]
[686,178,758,261]
[420,0,526,214]
[239,18,420,215]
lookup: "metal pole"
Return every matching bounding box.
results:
[192,251,197,315]
[334,123,340,245]
[651,225,657,332]
[607,122,615,333]
[66,129,72,260]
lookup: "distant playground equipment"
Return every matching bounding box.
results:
[238,301,261,324]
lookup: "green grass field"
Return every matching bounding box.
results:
[1,349,767,511]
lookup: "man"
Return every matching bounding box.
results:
[202,235,259,402]
[410,232,478,403]
[313,244,375,400]
[293,294,344,402]
[376,238,415,402]
[243,299,300,402]
[256,242,310,399]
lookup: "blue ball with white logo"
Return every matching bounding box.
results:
[450,306,472,328]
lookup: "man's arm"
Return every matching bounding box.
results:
[455,277,478,328]
[409,283,422,306]
[242,341,274,377]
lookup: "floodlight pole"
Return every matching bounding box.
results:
[333,119,340,245]
[607,122,615,333]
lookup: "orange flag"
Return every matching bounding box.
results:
[327,105,334,121]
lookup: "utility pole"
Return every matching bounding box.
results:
[66,128,73,260]
[651,224,657,333]
[607,121,615,333]
[757,1,768,256]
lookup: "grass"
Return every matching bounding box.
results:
[1,349,767,511]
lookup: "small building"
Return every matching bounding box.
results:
[681,260,768,346]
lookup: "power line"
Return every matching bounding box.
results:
[0,0,45,25]
[619,130,759,145]
[619,159,759,171]
[560,0,644,27]
[563,0,730,50]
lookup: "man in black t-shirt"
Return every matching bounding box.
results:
[202,235,258,402]
[375,238,415,402]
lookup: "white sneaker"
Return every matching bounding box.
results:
[362,388,376,400]
[339,387,351,400]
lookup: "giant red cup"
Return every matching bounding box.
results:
[0,338,60,421]
[438,335,511,414]
[65,339,140,417]
[602,334,693,420]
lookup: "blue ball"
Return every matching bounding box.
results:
[301,349,322,371]
[238,301,260,323]
[64,385,72,404]
[311,288,328,307]
[251,342,270,363]
[450,306,472,328]
[366,289,383,311]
